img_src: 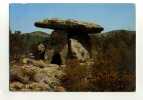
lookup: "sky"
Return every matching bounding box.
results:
[10,3,135,33]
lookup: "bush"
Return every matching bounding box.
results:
[62,55,135,91]
[61,59,91,91]
[89,51,135,91]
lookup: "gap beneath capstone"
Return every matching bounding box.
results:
[51,53,62,65]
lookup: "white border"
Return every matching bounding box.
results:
[0,0,143,100]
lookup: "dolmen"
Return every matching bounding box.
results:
[34,18,104,64]
[34,18,135,72]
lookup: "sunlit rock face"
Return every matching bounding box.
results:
[38,43,45,52]
[10,63,65,91]
[69,38,90,61]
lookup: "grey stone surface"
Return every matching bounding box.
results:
[35,18,104,33]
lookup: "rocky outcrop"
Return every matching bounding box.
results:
[10,61,65,91]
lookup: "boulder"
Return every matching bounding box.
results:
[69,38,90,61]
[10,62,65,91]
[10,81,52,91]
[34,18,104,33]
[10,65,37,83]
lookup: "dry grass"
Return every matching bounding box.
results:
[61,59,91,91]
[61,56,135,91]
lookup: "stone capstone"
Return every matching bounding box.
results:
[34,18,104,33]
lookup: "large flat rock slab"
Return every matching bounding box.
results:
[34,18,104,33]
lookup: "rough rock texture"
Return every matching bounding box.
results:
[10,60,65,91]
[35,18,104,33]
[69,38,90,61]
